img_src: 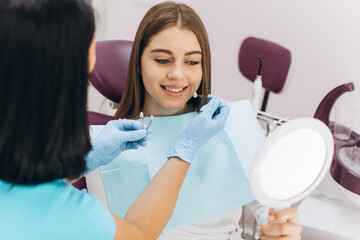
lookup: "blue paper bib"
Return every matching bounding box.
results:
[90,100,265,232]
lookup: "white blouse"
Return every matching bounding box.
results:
[158,202,269,240]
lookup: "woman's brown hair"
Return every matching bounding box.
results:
[114,1,211,119]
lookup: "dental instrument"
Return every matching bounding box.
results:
[192,92,211,101]
[250,56,263,111]
[266,116,291,136]
[193,92,222,115]
[145,115,154,131]
[140,112,144,129]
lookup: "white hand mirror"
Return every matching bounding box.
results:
[250,117,334,209]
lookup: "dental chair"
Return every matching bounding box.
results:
[238,36,291,112]
[72,40,133,191]
[238,37,292,239]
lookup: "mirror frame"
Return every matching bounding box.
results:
[250,117,334,209]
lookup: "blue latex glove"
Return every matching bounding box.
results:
[168,96,230,164]
[85,119,150,175]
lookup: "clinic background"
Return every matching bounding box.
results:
[87,0,360,132]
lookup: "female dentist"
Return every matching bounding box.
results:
[0,0,229,239]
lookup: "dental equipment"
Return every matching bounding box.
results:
[192,92,211,101]
[250,56,263,111]
[145,115,154,131]
[294,82,360,240]
[140,112,144,129]
[256,111,290,136]
[266,116,291,136]
[192,93,221,115]
[314,82,360,206]
[238,37,292,112]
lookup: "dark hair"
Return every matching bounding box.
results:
[0,0,95,185]
[114,1,211,119]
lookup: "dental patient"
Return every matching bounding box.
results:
[97,2,302,240]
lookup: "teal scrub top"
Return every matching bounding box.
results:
[0,179,116,240]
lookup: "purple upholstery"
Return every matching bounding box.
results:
[87,111,114,125]
[72,40,133,191]
[72,177,87,191]
[238,37,291,94]
[89,40,133,103]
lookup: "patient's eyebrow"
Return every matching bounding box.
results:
[150,49,172,54]
[150,49,202,56]
[185,50,202,56]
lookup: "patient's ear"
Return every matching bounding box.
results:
[88,37,96,73]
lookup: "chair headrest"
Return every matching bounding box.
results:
[239,37,291,93]
[89,40,133,103]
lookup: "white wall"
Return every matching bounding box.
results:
[89,0,360,131]
[88,0,150,116]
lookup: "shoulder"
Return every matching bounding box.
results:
[43,180,116,239]
[0,179,115,240]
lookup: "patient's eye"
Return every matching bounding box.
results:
[186,61,200,66]
[155,59,171,64]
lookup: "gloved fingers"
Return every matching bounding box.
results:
[206,94,221,115]
[145,128,152,135]
[212,102,230,122]
[127,129,151,148]
[135,134,150,147]
[106,119,124,129]
[138,139,148,147]
[199,96,221,117]
[120,119,143,131]
[206,95,228,108]
[218,97,227,108]
[140,134,150,141]
[126,142,141,150]
[207,94,214,99]
[118,129,148,143]
[144,133,151,141]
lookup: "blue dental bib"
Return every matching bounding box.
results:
[90,100,265,231]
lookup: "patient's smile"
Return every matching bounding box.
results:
[162,85,188,96]
[163,86,186,92]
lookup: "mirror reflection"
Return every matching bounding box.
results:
[259,129,327,200]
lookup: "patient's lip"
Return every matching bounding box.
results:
[162,85,188,96]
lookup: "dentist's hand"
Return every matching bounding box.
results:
[168,96,230,164]
[257,208,302,240]
[85,119,150,175]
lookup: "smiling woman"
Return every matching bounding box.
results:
[114,1,211,120]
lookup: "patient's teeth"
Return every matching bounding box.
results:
[165,87,184,92]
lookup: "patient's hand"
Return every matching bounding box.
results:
[257,208,302,240]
